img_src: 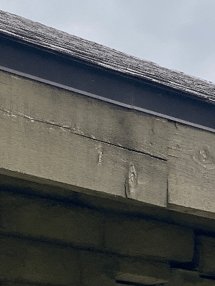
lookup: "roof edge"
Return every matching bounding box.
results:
[0,10,215,104]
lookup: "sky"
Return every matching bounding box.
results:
[1,0,215,83]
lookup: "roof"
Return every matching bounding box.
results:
[2,10,215,222]
[0,9,215,105]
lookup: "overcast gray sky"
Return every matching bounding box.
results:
[1,0,215,83]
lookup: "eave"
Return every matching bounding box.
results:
[1,10,215,222]
[0,10,215,132]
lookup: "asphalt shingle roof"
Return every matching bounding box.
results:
[1,10,215,104]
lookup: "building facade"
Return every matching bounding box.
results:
[0,9,215,286]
